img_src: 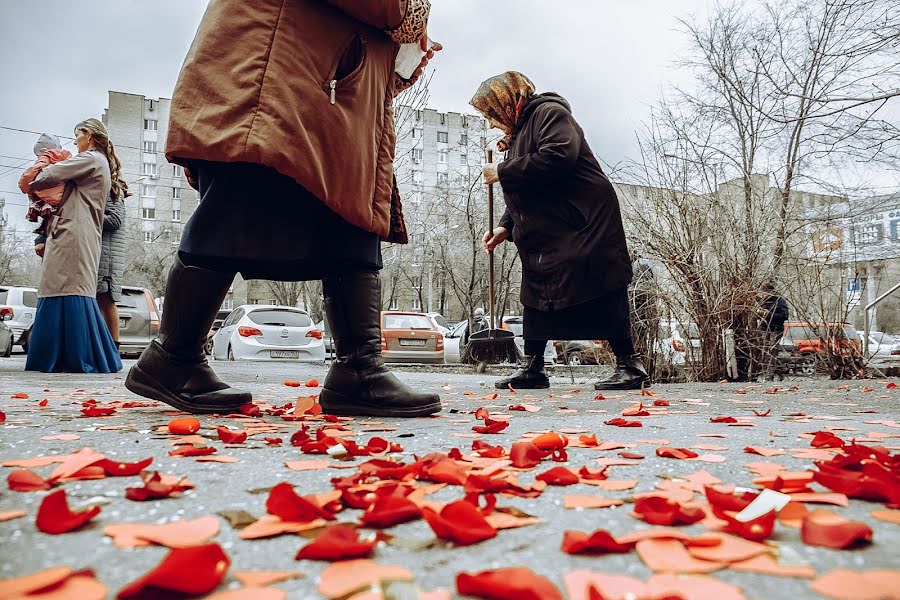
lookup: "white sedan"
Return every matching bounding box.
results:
[212,305,325,362]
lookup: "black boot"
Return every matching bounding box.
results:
[319,271,441,417]
[594,354,651,390]
[494,355,550,389]
[125,258,251,413]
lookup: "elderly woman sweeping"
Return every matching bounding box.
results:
[471,71,650,391]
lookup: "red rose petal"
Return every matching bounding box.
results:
[509,442,544,469]
[633,496,705,526]
[536,466,580,486]
[117,543,230,598]
[216,426,248,444]
[169,445,217,458]
[561,529,633,555]
[656,447,699,460]
[710,416,738,423]
[295,524,375,561]
[422,499,497,545]
[125,471,191,501]
[35,489,101,534]
[96,457,154,477]
[8,469,51,492]
[167,417,200,435]
[266,482,336,523]
[456,567,564,600]
[801,509,874,549]
[359,491,422,528]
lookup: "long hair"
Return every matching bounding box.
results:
[75,118,129,201]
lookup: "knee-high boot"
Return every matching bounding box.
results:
[125,257,251,413]
[319,271,442,417]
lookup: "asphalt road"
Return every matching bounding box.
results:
[0,356,898,599]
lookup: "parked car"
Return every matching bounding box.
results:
[858,331,900,358]
[0,307,16,357]
[656,319,701,366]
[781,322,862,359]
[205,309,235,355]
[381,311,443,364]
[555,340,613,366]
[443,317,554,365]
[0,285,38,351]
[316,318,335,360]
[117,286,160,357]
[426,312,451,335]
[212,305,324,362]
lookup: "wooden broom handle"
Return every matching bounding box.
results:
[487,149,496,331]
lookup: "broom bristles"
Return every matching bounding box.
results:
[462,336,521,365]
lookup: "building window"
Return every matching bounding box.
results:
[415,110,422,122]
[141,184,157,198]
[172,187,181,200]
[173,165,183,178]
[143,141,157,153]
[437,131,448,143]
[460,152,468,165]
[437,172,448,184]
[221,298,234,311]
[412,148,423,163]
[413,171,423,184]
[389,298,399,310]
[412,127,423,139]
[143,119,157,131]
[142,162,157,177]
[142,208,156,220]
[172,209,181,222]
[439,113,446,125]
[438,149,448,164]
[411,297,422,310]
[143,231,153,243]
[460,133,468,144]
[249,299,260,305]
[411,276,422,290]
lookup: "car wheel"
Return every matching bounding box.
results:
[2,336,12,358]
[566,351,584,366]
[205,338,214,356]
[227,345,235,361]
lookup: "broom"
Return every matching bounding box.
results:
[462,149,521,367]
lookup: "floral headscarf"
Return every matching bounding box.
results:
[469,71,536,152]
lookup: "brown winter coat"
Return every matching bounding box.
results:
[165,0,409,239]
[29,151,111,298]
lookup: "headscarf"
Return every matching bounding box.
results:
[33,133,62,156]
[469,71,536,152]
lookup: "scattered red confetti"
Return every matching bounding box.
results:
[306,379,320,388]
[710,416,738,423]
[11,393,28,399]
[457,567,564,600]
[38,400,48,407]
[753,409,771,417]
[653,399,670,407]
[81,406,116,417]
[168,418,201,435]
[35,489,101,534]
[216,426,248,444]
[117,543,230,598]
[295,524,376,561]
[266,482,336,523]
[169,445,217,458]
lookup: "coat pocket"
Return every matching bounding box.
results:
[323,34,368,104]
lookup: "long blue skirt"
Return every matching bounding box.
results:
[25,296,122,374]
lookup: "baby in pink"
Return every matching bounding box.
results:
[18,133,73,225]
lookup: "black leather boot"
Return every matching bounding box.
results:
[494,355,550,389]
[594,354,651,390]
[319,271,442,417]
[125,258,251,413]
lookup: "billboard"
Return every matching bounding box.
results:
[807,197,900,263]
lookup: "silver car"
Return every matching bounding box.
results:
[0,285,38,351]
[213,305,325,362]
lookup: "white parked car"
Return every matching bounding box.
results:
[656,319,701,366]
[859,331,900,359]
[212,305,325,362]
[425,312,450,335]
[0,285,38,351]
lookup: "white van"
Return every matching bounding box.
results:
[0,285,39,351]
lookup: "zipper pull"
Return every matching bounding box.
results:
[330,80,336,105]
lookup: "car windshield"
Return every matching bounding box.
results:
[248,309,312,327]
[432,314,449,329]
[117,288,147,309]
[873,332,896,344]
[448,321,467,338]
[0,289,7,304]
[384,314,433,330]
[785,326,819,341]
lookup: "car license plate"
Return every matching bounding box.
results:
[270,350,299,359]
[399,339,426,347]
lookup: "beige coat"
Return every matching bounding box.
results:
[165,0,407,239]
[30,150,111,298]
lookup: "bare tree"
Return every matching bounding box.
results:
[266,280,303,307]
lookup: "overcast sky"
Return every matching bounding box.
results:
[0,0,712,233]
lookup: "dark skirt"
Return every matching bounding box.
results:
[25,296,122,374]
[523,287,631,341]
[179,161,382,281]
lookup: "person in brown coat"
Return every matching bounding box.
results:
[125,0,443,417]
